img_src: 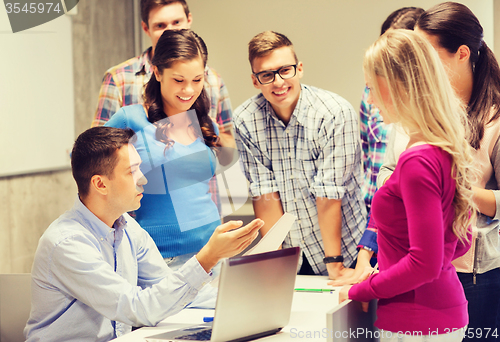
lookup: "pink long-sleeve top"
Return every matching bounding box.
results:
[349,144,470,334]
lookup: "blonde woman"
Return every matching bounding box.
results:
[340,30,475,341]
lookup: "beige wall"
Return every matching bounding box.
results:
[187,0,493,111]
[0,1,497,273]
[495,0,500,57]
[0,0,136,273]
[0,171,76,273]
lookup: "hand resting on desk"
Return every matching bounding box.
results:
[338,265,378,313]
[328,249,374,286]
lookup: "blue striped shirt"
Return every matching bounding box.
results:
[25,197,211,341]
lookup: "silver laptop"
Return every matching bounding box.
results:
[145,247,300,342]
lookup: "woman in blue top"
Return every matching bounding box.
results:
[106,29,221,269]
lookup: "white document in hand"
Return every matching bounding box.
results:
[243,212,296,255]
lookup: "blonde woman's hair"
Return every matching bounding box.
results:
[364,29,476,243]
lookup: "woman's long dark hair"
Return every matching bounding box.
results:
[380,7,424,35]
[416,2,500,149]
[144,29,219,150]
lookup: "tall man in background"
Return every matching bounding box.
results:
[93,0,235,212]
[92,0,235,150]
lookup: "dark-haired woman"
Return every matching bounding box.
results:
[105,29,221,272]
[378,2,500,339]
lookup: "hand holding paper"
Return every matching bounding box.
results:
[210,213,296,287]
[244,213,296,255]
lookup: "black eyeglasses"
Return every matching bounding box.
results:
[253,64,297,85]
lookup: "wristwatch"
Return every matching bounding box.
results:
[323,255,344,264]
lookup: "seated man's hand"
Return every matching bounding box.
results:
[196,219,264,272]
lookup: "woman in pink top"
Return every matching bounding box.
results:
[340,30,476,341]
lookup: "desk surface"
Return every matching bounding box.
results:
[112,275,340,342]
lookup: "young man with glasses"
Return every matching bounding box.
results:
[233,31,366,279]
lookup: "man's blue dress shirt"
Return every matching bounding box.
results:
[24,197,212,341]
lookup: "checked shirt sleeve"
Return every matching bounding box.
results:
[215,77,233,134]
[234,119,279,197]
[357,211,379,254]
[205,68,233,134]
[92,72,123,127]
[309,100,361,200]
[360,87,370,174]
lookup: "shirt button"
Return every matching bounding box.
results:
[288,153,292,157]
[301,240,305,244]
[202,282,206,286]
[294,198,297,202]
[297,220,301,224]
[100,238,104,241]
[290,175,294,179]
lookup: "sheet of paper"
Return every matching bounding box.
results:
[243,212,296,255]
[210,212,296,287]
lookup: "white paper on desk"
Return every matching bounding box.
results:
[210,213,296,287]
[243,212,296,255]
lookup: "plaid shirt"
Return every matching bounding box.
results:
[92,47,231,211]
[234,84,366,274]
[359,86,391,210]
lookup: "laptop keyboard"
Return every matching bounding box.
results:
[175,328,212,340]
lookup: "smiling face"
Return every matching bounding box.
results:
[154,57,205,117]
[142,2,192,54]
[251,46,303,120]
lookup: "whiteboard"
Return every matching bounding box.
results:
[0,8,74,177]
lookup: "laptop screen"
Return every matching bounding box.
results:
[145,247,300,342]
[211,247,300,342]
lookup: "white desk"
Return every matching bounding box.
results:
[111,275,340,342]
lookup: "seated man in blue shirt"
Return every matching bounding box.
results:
[24,127,263,341]
[233,31,366,280]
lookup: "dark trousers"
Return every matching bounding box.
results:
[458,269,500,340]
[298,253,316,275]
[299,253,364,276]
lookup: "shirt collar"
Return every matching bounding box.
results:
[265,84,308,127]
[292,84,309,126]
[73,196,127,243]
[135,47,154,77]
